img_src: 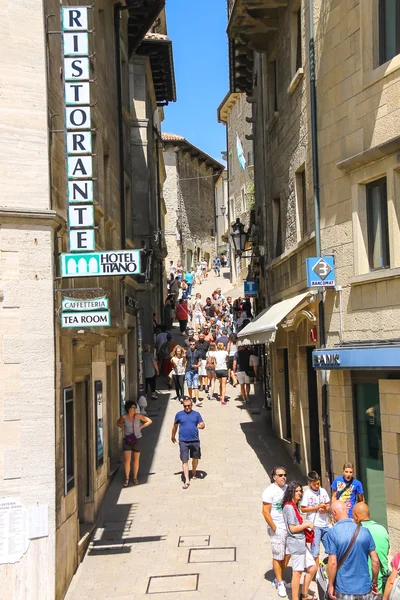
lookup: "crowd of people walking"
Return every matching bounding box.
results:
[262,462,397,600]
[151,261,259,407]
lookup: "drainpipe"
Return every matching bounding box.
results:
[114,3,126,249]
[309,0,332,485]
[225,125,232,283]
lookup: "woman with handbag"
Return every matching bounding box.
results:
[282,481,317,600]
[117,400,152,487]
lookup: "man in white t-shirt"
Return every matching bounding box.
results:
[262,466,290,598]
[301,470,331,563]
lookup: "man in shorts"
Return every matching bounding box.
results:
[196,332,210,393]
[233,342,252,403]
[171,399,205,489]
[262,466,290,597]
[185,340,202,405]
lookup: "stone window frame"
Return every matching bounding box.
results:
[361,0,400,90]
[288,0,304,95]
[350,154,400,281]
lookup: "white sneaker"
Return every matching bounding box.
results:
[277,582,287,598]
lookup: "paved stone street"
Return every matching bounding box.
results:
[66,271,311,600]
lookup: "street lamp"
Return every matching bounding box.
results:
[230,217,248,255]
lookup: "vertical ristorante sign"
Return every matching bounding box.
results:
[61,7,95,252]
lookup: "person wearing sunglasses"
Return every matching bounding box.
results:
[171,399,205,489]
[262,466,291,597]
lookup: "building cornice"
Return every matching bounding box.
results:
[217,91,241,123]
[0,208,65,229]
[336,135,400,173]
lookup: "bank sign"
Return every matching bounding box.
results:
[62,6,95,252]
[306,256,335,287]
[61,251,141,277]
[244,280,258,297]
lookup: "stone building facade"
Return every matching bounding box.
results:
[162,135,224,273]
[229,0,400,546]
[0,1,172,598]
[218,92,254,282]
[215,170,229,257]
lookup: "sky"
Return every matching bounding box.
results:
[163,0,229,163]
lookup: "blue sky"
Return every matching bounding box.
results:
[163,0,229,163]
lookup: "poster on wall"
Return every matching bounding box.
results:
[119,356,126,415]
[94,380,104,468]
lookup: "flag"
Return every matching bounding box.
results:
[236,133,246,170]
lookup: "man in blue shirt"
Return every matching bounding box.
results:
[171,399,205,489]
[325,501,379,600]
[184,271,194,296]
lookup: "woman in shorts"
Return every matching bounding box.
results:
[214,342,229,404]
[282,481,317,600]
[117,400,152,487]
[205,342,217,399]
[227,333,238,386]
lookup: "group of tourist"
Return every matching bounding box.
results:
[152,284,259,406]
[263,461,397,600]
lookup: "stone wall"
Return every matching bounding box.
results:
[163,143,219,271]
[0,1,56,596]
[226,94,254,223]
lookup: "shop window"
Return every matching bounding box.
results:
[295,167,307,240]
[63,387,75,495]
[379,0,400,65]
[366,177,390,270]
[273,197,283,257]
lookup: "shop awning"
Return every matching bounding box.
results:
[237,291,311,345]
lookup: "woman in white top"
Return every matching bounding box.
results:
[215,342,229,404]
[205,342,217,399]
[170,345,186,402]
[227,333,238,387]
[192,293,204,334]
[195,262,203,285]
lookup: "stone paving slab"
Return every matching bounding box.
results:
[66,271,319,600]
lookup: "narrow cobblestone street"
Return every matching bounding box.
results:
[65,272,311,600]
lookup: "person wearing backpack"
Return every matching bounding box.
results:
[383,552,400,600]
[331,462,364,518]
[324,500,379,600]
